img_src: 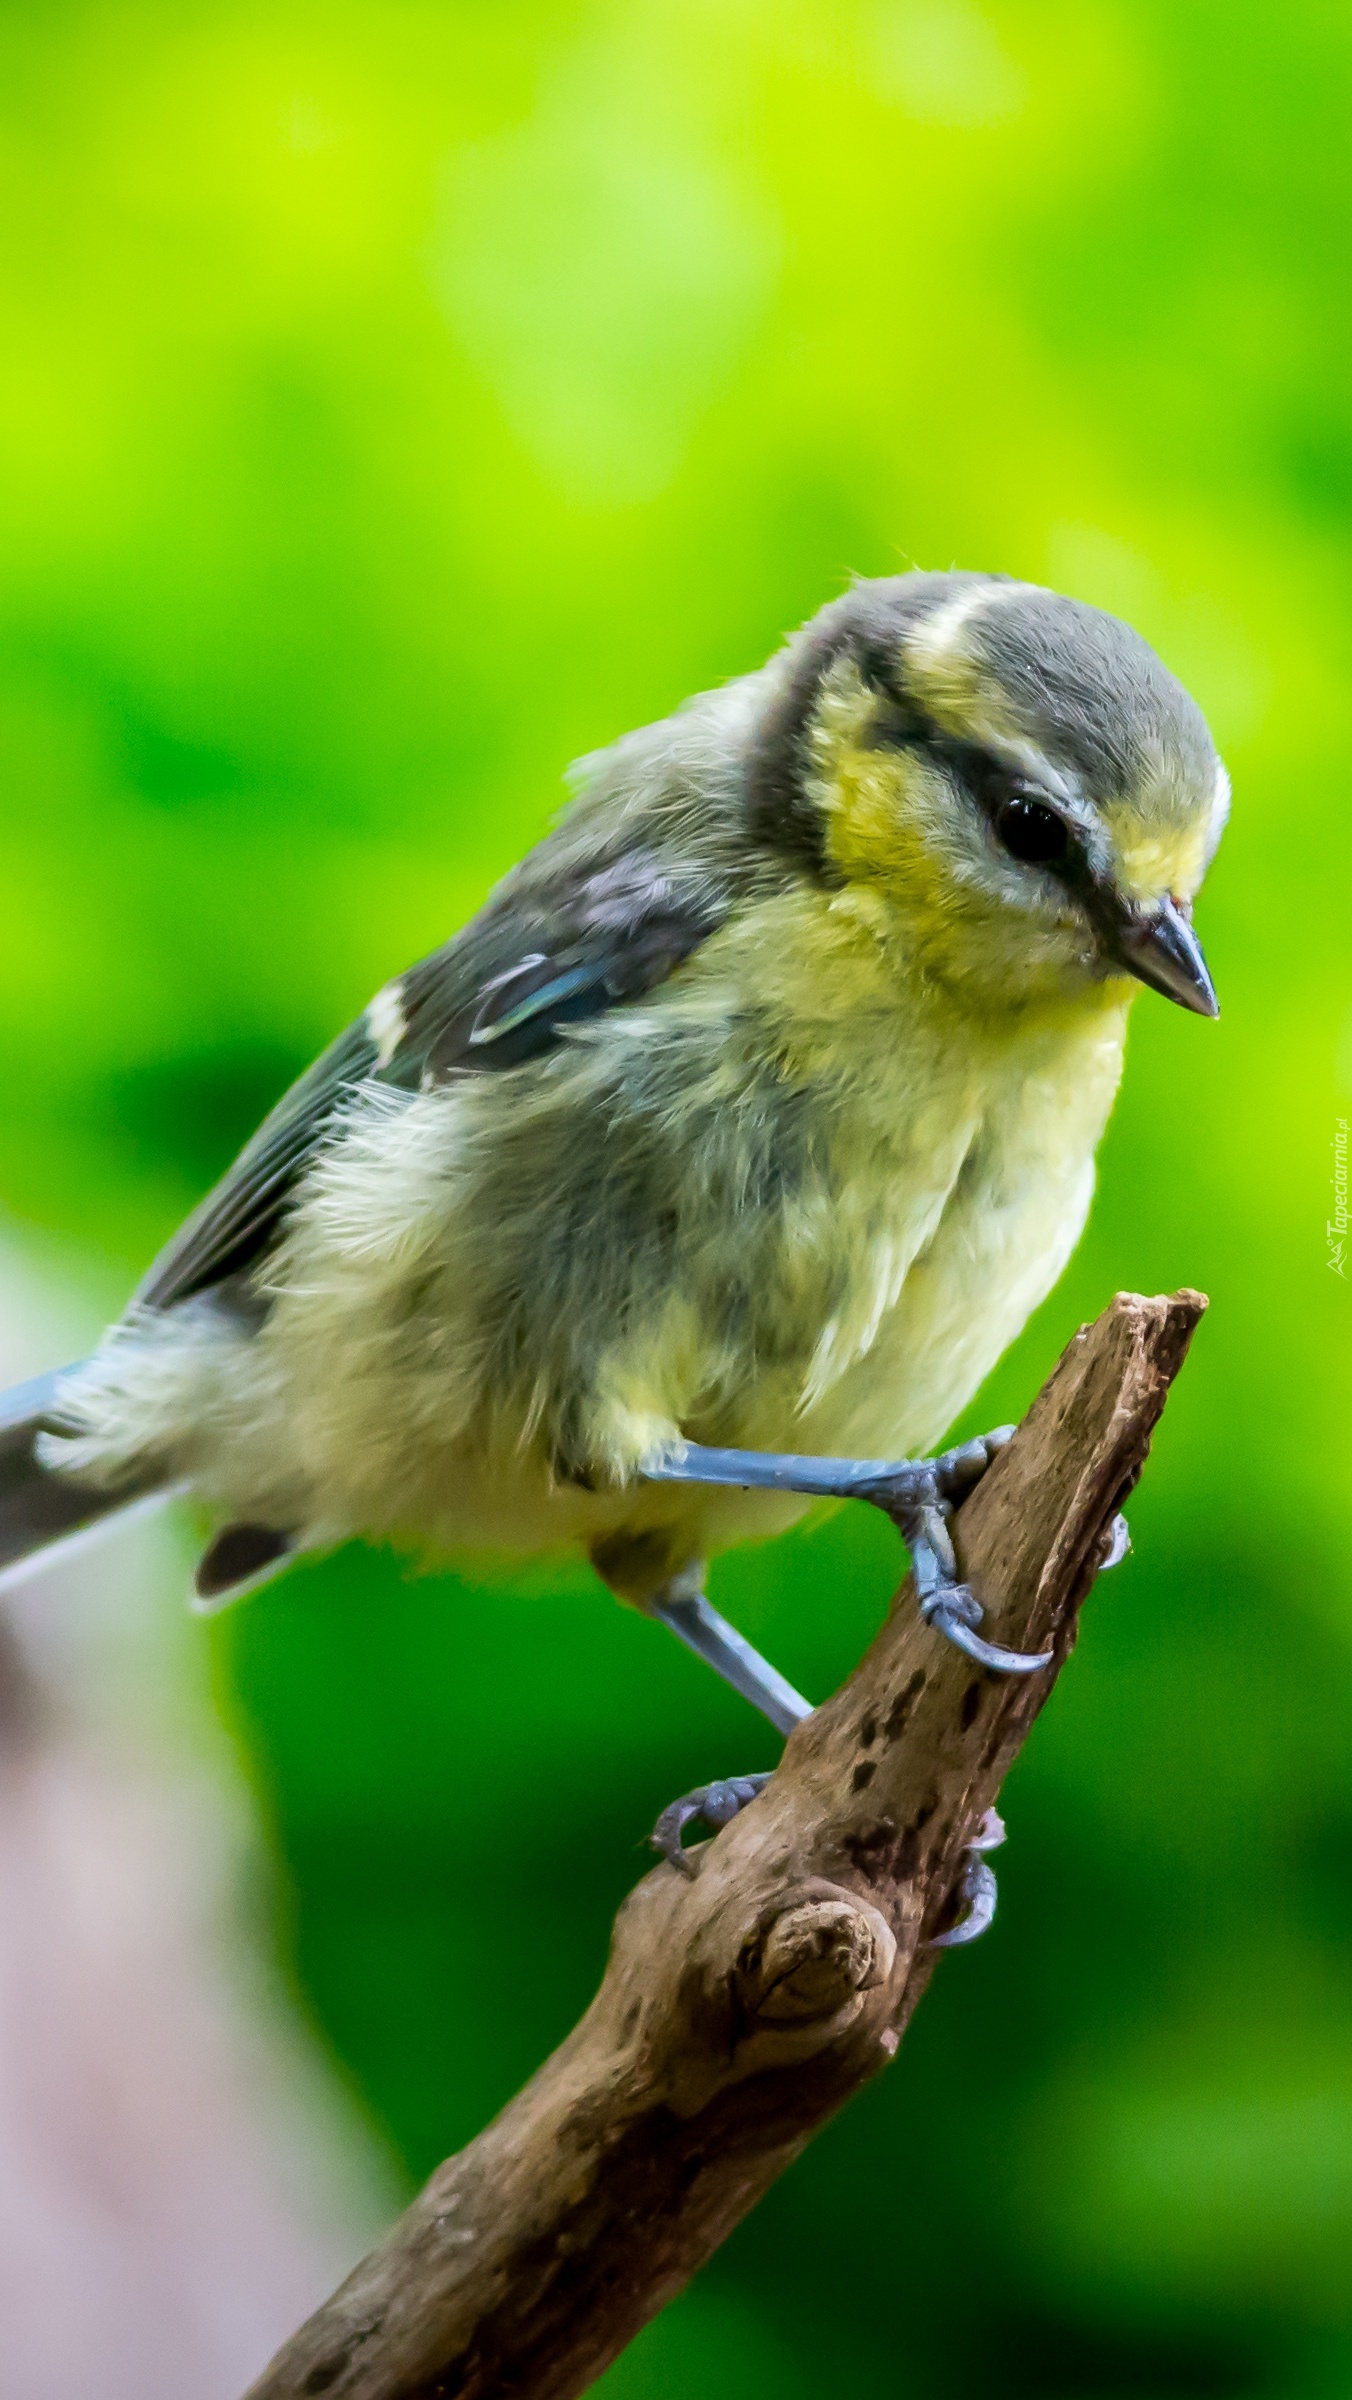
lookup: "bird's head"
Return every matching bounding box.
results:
[751,572,1227,1019]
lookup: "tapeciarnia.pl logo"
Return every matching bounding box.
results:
[1330,1117,1349,1280]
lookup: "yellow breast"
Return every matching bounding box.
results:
[643,881,1133,1467]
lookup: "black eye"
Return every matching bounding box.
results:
[993,794,1070,867]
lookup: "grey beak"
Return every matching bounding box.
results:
[1116,898,1219,1018]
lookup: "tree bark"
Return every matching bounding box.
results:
[246,1289,1205,2400]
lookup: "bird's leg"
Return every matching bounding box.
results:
[649,1576,812,1736]
[644,1573,1009,1943]
[646,1569,811,1874]
[641,1429,1053,1675]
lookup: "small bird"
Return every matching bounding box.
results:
[0,571,1225,1879]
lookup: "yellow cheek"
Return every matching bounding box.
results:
[1105,814,1210,903]
[823,747,901,878]
[824,747,951,916]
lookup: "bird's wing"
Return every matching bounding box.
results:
[133,1018,383,1310]
[136,849,723,1311]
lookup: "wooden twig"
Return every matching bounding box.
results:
[246,1289,1205,2400]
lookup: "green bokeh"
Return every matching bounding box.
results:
[1,3,1348,2392]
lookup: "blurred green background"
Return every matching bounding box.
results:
[0,1,1348,2392]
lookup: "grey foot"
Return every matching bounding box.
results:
[650,1771,773,1875]
[859,1432,1052,1676]
[1100,1511,1131,1570]
[643,1427,1051,1677]
[931,1807,1006,1948]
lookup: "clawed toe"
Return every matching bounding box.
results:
[921,1584,1053,1675]
[1099,1510,1131,1570]
[650,1772,773,1874]
[638,1425,1049,1684]
[931,1807,1006,1948]
[933,1426,1015,1499]
[883,1451,1051,1678]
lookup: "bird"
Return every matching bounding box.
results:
[0,570,1225,1885]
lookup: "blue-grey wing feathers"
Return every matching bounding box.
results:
[0,845,725,1587]
[135,1019,381,1310]
[135,846,722,1312]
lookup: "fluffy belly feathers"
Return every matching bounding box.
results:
[50,956,1130,1592]
[291,984,1122,1569]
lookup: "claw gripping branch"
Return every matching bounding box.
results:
[245,1291,1206,2400]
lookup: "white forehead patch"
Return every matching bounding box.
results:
[901,579,1046,758]
[366,979,408,1069]
[905,578,1039,683]
[901,577,1076,794]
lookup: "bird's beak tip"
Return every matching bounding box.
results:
[1116,897,1219,1020]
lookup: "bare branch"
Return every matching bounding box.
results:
[246,1289,1206,2400]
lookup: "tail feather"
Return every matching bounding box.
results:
[0,1365,161,1580]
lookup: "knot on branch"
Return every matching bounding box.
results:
[669,1881,900,2111]
[738,1895,895,2025]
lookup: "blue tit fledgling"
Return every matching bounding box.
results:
[0,572,1225,1864]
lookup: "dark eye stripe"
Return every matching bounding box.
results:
[897,732,1087,882]
[870,718,1078,866]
